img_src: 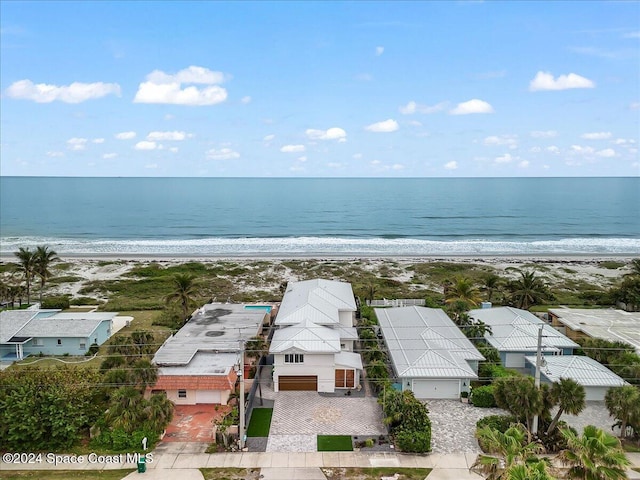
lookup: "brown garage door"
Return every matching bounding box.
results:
[278,375,318,391]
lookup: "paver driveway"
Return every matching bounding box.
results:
[267,392,386,452]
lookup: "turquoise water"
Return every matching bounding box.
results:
[244,305,273,313]
[1,177,638,255]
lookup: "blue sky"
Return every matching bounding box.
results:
[1,1,638,177]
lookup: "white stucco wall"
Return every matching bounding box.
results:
[339,310,355,328]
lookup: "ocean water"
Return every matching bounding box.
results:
[1,177,638,256]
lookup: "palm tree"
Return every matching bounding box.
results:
[559,425,630,480]
[14,247,36,304]
[481,274,503,303]
[143,392,174,432]
[129,358,158,392]
[546,378,586,436]
[605,385,640,439]
[471,425,547,480]
[165,273,198,320]
[34,245,60,304]
[445,277,482,309]
[509,270,551,310]
[626,258,640,276]
[105,386,146,432]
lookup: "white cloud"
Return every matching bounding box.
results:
[206,147,240,160]
[613,138,636,145]
[327,162,343,168]
[375,46,384,56]
[529,71,595,91]
[115,131,136,140]
[169,147,178,153]
[581,132,612,140]
[370,160,381,166]
[241,96,252,104]
[355,73,373,82]
[263,134,275,142]
[144,163,158,169]
[399,100,447,115]
[494,153,513,163]
[391,163,405,170]
[547,146,561,154]
[5,79,121,103]
[530,130,558,138]
[134,66,228,106]
[164,114,175,120]
[631,102,640,110]
[102,153,118,159]
[306,127,347,141]
[280,144,305,153]
[483,135,518,148]
[449,99,494,115]
[519,160,530,168]
[353,153,363,160]
[297,156,307,162]
[596,148,616,158]
[147,130,192,141]
[624,31,640,38]
[67,137,88,151]
[134,141,159,151]
[289,165,305,172]
[571,145,595,155]
[46,151,64,157]
[530,146,541,153]
[365,119,399,132]
[444,161,458,170]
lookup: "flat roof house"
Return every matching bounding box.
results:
[270,279,362,392]
[469,306,579,370]
[375,306,484,399]
[149,303,268,405]
[0,309,115,361]
[548,308,640,354]
[524,355,627,401]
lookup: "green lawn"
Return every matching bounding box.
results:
[317,435,354,452]
[321,467,432,480]
[246,408,273,437]
[0,471,134,480]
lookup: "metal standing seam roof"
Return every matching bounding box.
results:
[335,350,363,370]
[376,306,484,379]
[270,318,341,353]
[469,306,579,352]
[275,279,356,325]
[0,310,38,343]
[524,355,628,387]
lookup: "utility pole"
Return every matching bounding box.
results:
[531,324,543,436]
[239,338,246,451]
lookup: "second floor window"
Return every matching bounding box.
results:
[284,353,304,363]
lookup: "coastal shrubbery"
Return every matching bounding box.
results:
[471,385,496,408]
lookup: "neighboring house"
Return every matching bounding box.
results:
[376,306,484,399]
[149,303,268,405]
[469,306,579,370]
[524,354,627,401]
[270,279,362,392]
[548,307,640,354]
[0,309,115,361]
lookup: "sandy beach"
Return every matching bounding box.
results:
[2,254,632,301]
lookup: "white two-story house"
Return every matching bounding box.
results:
[270,279,362,392]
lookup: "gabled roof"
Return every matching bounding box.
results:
[270,318,341,353]
[524,355,627,388]
[376,306,484,379]
[0,310,38,343]
[276,279,356,326]
[469,306,579,352]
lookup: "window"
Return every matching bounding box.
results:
[57,339,62,346]
[284,353,304,364]
[80,343,86,350]
[34,339,43,346]
[178,390,187,398]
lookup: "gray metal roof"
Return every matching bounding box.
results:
[335,350,363,370]
[549,308,640,353]
[469,306,579,352]
[276,279,356,326]
[158,352,237,376]
[0,310,37,343]
[376,306,484,379]
[524,355,628,387]
[18,315,114,338]
[153,304,266,366]
[270,318,341,353]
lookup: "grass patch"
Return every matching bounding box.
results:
[0,471,135,480]
[246,408,273,437]
[622,439,640,452]
[317,435,354,452]
[599,260,626,269]
[200,468,260,480]
[322,467,432,480]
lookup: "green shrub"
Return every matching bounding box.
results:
[476,415,518,433]
[41,295,70,309]
[364,438,375,448]
[395,428,431,453]
[471,385,496,407]
[86,343,99,355]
